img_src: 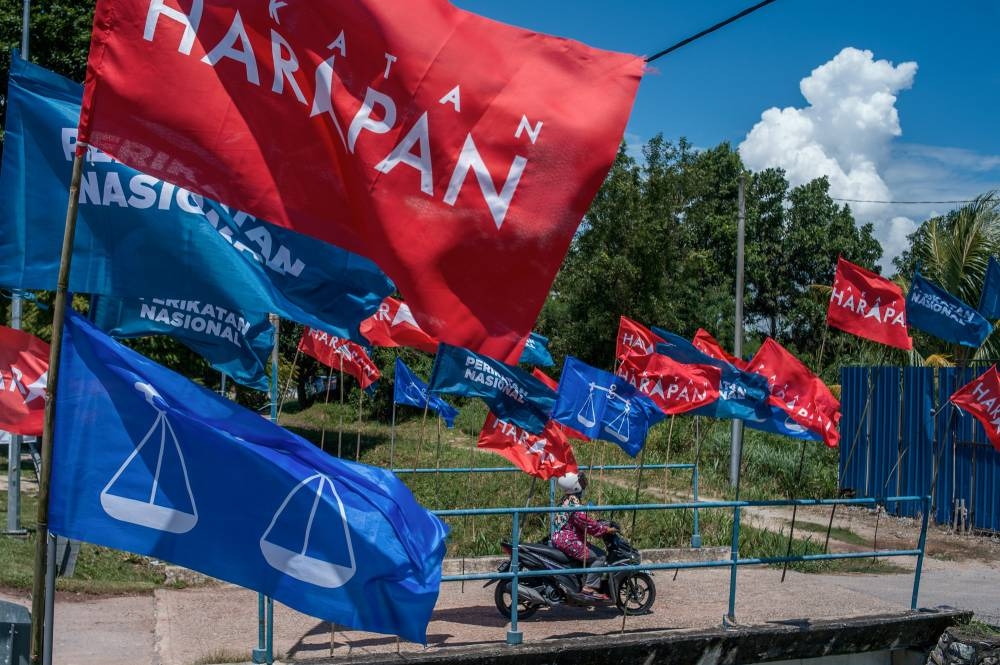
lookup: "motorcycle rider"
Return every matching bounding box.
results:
[550,471,616,600]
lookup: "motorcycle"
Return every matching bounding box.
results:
[486,521,656,619]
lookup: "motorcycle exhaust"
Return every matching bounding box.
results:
[515,584,553,607]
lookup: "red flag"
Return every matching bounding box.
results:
[693,328,747,370]
[616,316,665,362]
[298,328,379,390]
[748,338,841,447]
[359,297,438,354]
[532,368,589,441]
[0,327,48,436]
[616,352,721,415]
[827,257,912,350]
[78,1,644,363]
[950,366,1000,452]
[478,412,578,479]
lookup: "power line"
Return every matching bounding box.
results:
[645,0,778,63]
[831,197,978,205]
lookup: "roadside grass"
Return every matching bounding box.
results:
[0,481,166,594]
[791,520,871,547]
[0,398,889,594]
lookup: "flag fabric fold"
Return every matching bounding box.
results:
[827,257,912,350]
[0,53,393,342]
[92,296,273,391]
[478,413,577,479]
[78,1,644,362]
[551,357,665,457]
[360,297,438,355]
[653,328,771,422]
[978,256,1000,321]
[0,326,48,436]
[393,358,459,428]
[692,328,748,370]
[519,332,554,367]
[616,351,721,415]
[748,338,841,447]
[428,344,555,434]
[532,369,590,442]
[950,365,1000,452]
[906,270,993,348]
[298,328,380,392]
[50,312,448,643]
[616,316,665,362]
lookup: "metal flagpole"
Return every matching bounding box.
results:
[730,173,746,488]
[30,151,84,665]
[219,373,227,397]
[6,0,32,540]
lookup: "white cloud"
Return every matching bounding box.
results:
[739,47,920,267]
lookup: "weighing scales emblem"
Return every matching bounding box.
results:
[100,382,199,534]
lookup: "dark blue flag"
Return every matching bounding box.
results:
[979,256,1000,321]
[519,332,554,367]
[742,406,823,441]
[907,271,993,348]
[50,312,448,643]
[393,358,459,428]
[652,329,769,422]
[551,357,665,456]
[92,296,273,391]
[428,344,555,434]
[0,53,392,342]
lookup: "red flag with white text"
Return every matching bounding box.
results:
[360,297,438,354]
[478,412,578,479]
[78,1,644,363]
[950,365,1000,452]
[748,338,841,447]
[616,351,721,415]
[616,316,665,362]
[532,368,589,441]
[0,326,48,436]
[693,328,748,370]
[827,257,912,350]
[298,328,380,390]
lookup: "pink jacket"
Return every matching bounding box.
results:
[550,495,610,561]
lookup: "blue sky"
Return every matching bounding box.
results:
[453,0,1000,264]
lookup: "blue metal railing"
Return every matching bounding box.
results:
[398,463,702,547]
[434,495,931,645]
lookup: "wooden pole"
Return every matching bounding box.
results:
[780,440,808,582]
[630,447,647,533]
[276,347,300,419]
[337,355,344,457]
[318,364,335,453]
[31,152,84,665]
[355,388,362,461]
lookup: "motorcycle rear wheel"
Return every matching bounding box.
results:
[616,572,656,615]
[494,582,539,620]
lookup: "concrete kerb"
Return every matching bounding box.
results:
[260,608,972,665]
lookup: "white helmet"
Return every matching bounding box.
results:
[556,472,587,495]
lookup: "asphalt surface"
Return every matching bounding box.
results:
[1,555,997,665]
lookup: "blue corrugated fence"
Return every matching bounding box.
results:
[840,365,1000,532]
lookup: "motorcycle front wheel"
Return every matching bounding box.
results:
[616,572,656,615]
[494,582,539,620]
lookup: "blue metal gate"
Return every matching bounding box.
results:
[840,365,1000,532]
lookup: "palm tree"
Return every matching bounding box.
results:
[903,192,1000,364]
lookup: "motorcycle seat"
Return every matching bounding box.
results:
[520,543,574,564]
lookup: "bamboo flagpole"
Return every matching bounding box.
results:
[355,388,363,461]
[337,355,344,457]
[31,152,84,665]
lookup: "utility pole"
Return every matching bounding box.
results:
[730,174,746,488]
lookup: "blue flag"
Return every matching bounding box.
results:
[50,312,448,643]
[979,256,1000,320]
[92,296,273,391]
[428,344,555,434]
[0,53,393,342]
[652,329,769,422]
[907,271,993,348]
[551,357,665,456]
[742,406,823,441]
[519,332,554,367]
[393,358,459,428]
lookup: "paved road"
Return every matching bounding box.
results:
[3,556,997,665]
